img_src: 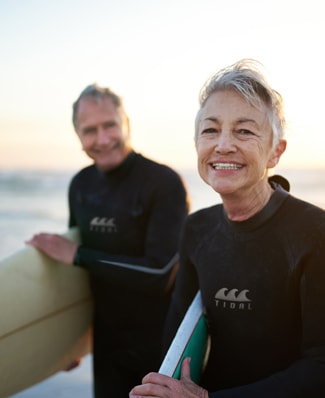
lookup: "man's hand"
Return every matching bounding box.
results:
[26,233,78,265]
[129,357,208,398]
[64,357,82,371]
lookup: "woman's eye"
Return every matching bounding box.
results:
[201,128,217,135]
[237,129,254,136]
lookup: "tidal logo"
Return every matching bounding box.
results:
[214,288,252,310]
[89,217,117,233]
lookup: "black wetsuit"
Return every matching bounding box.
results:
[165,183,325,397]
[69,152,188,397]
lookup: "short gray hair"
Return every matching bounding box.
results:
[195,59,286,147]
[72,83,126,130]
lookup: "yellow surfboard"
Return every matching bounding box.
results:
[0,228,93,398]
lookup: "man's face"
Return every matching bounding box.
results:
[75,96,131,172]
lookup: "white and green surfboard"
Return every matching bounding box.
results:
[159,291,209,383]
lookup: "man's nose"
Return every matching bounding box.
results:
[96,127,111,145]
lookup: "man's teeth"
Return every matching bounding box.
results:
[212,163,242,170]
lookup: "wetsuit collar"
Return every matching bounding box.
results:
[222,184,289,233]
[96,151,138,181]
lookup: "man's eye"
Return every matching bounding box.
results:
[103,121,117,129]
[83,128,96,135]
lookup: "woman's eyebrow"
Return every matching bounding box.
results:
[236,117,260,127]
[202,116,259,126]
[202,116,219,123]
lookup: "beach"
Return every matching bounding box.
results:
[1,166,325,397]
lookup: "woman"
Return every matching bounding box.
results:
[129,59,325,397]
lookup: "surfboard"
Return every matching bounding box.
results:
[0,228,93,398]
[159,291,210,383]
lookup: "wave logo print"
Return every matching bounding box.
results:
[214,288,252,310]
[90,217,117,233]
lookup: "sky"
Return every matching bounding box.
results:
[1,0,324,172]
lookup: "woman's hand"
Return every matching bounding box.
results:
[129,357,208,398]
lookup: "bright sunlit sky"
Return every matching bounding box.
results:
[1,0,324,172]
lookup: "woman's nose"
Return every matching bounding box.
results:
[214,131,236,153]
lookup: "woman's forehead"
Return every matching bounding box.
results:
[201,90,268,121]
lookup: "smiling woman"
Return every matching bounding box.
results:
[195,90,287,221]
[129,58,325,398]
[193,59,287,221]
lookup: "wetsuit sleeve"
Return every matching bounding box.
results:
[162,220,200,352]
[70,172,188,295]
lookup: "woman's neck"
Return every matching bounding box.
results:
[222,182,274,222]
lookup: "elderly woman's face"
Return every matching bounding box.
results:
[195,89,285,198]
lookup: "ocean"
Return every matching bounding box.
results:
[1,166,325,397]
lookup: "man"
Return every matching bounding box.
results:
[28,84,189,397]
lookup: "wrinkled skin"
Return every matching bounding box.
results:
[129,357,208,398]
[26,233,78,265]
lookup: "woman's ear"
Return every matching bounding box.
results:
[268,139,287,169]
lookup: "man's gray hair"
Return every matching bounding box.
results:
[72,84,125,130]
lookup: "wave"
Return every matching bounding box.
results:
[0,169,72,193]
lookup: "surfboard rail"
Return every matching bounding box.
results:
[159,291,210,383]
[0,228,93,397]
